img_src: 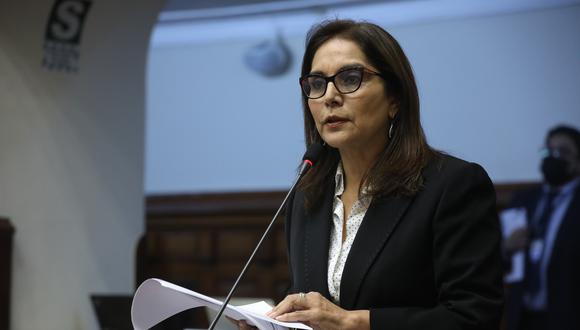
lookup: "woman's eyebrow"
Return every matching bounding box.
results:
[309,63,365,75]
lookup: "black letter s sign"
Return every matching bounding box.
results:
[45,0,92,44]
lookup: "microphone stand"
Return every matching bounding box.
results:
[207,161,311,330]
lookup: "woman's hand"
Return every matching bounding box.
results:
[266,292,369,330]
[226,316,258,330]
[235,319,258,330]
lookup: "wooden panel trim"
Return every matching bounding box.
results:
[146,191,287,217]
[494,181,540,210]
[0,217,14,330]
[146,181,542,217]
[0,218,15,231]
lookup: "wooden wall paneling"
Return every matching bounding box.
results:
[138,183,539,328]
[0,217,15,330]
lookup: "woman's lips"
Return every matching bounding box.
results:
[326,120,347,128]
[324,116,349,128]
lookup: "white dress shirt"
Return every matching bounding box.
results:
[327,162,372,303]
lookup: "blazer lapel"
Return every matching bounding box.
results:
[303,186,334,299]
[339,194,412,309]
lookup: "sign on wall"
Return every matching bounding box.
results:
[42,0,92,73]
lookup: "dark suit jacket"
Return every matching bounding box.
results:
[285,154,504,330]
[505,182,580,330]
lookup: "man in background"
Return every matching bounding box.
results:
[504,125,580,330]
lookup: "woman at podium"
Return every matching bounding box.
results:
[242,19,504,330]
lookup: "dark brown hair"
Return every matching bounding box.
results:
[546,125,580,158]
[297,19,436,208]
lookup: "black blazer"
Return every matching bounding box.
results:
[505,183,580,330]
[285,154,504,330]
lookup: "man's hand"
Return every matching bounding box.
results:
[505,227,530,254]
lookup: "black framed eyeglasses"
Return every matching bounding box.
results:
[299,67,383,99]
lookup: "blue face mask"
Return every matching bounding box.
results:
[541,156,573,187]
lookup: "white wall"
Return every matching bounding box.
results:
[146,5,580,194]
[402,6,580,182]
[146,36,306,193]
[0,0,162,329]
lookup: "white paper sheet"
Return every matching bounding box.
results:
[238,301,277,315]
[499,207,527,283]
[131,278,312,330]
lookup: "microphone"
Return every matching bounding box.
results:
[207,143,323,330]
[298,142,323,177]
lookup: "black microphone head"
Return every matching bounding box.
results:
[302,143,324,165]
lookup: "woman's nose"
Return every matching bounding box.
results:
[323,82,343,107]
